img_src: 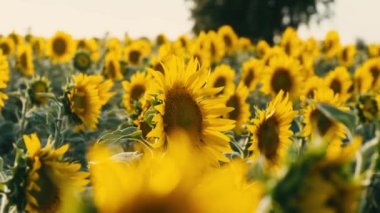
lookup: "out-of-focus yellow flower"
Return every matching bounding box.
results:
[28,76,50,106]
[0,37,16,56]
[217,25,238,55]
[122,71,152,114]
[0,50,9,109]
[207,64,236,96]
[240,58,263,91]
[224,83,250,133]
[47,31,75,63]
[322,30,341,60]
[324,66,352,102]
[339,45,356,67]
[16,44,35,77]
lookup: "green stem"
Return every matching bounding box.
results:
[19,97,29,138]
[54,102,64,147]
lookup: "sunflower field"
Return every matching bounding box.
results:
[0,26,380,212]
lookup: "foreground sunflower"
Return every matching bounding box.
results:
[147,56,235,162]
[47,31,75,63]
[16,44,35,77]
[261,55,302,99]
[67,74,114,131]
[23,133,89,212]
[0,51,9,109]
[249,91,297,170]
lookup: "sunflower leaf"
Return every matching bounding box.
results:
[97,126,140,144]
[317,103,356,134]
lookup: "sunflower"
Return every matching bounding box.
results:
[324,66,352,102]
[189,46,211,69]
[240,58,263,91]
[23,133,89,213]
[249,91,297,170]
[261,55,302,99]
[217,25,238,55]
[353,67,373,95]
[322,30,341,60]
[302,87,348,144]
[76,38,100,62]
[256,40,270,58]
[88,143,262,213]
[224,83,250,133]
[300,76,327,102]
[147,56,235,162]
[124,40,151,66]
[261,46,286,66]
[28,76,51,106]
[16,44,35,77]
[47,31,75,63]
[280,27,302,57]
[361,58,380,90]
[156,33,169,46]
[73,51,92,72]
[0,37,15,56]
[31,36,47,58]
[203,31,225,63]
[237,37,253,52]
[67,74,114,131]
[122,71,152,113]
[208,64,236,96]
[8,32,24,47]
[0,51,9,109]
[103,51,123,80]
[303,37,320,59]
[174,34,191,50]
[339,45,356,67]
[368,44,380,58]
[297,53,315,78]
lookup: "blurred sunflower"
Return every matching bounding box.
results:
[124,40,151,66]
[73,51,92,72]
[249,91,296,170]
[324,66,352,102]
[156,33,169,46]
[280,27,302,57]
[208,64,236,96]
[0,37,15,56]
[354,67,373,95]
[339,45,356,67]
[0,51,9,109]
[368,44,380,58]
[261,55,302,99]
[217,25,238,55]
[67,74,114,131]
[174,34,191,50]
[8,32,24,47]
[204,31,225,63]
[240,58,263,91]
[302,88,348,144]
[147,56,235,162]
[76,38,100,62]
[28,76,51,106]
[237,37,253,52]
[322,30,341,60]
[23,133,89,213]
[361,58,380,90]
[47,31,75,63]
[300,76,326,101]
[103,51,123,80]
[31,36,47,58]
[122,71,152,113]
[224,83,250,133]
[190,46,211,69]
[16,44,35,77]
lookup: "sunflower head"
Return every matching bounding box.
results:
[324,66,352,102]
[249,90,296,170]
[204,31,225,63]
[339,45,356,67]
[208,64,236,96]
[224,83,250,133]
[73,51,92,72]
[240,58,263,91]
[256,40,270,58]
[261,55,302,99]
[217,25,238,54]
[103,51,123,80]
[147,56,235,163]
[16,44,35,77]
[0,37,15,56]
[124,40,151,66]
[0,50,9,109]
[362,58,380,90]
[122,71,152,114]
[48,31,75,63]
[322,30,341,59]
[28,76,51,106]
[354,66,373,95]
[22,133,89,213]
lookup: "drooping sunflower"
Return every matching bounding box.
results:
[0,37,15,56]
[353,67,373,95]
[103,51,123,80]
[339,45,356,67]
[324,66,352,102]
[23,133,89,213]
[0,51,9,109]
[47,31,75,63]
[122,71,152,113]
[16,44,35,77]
[302,87,348,144]
[261,55,302,99]
[147,56,235,162]
[208,64,236,96]
[217,25,238,55]
[256,40,270,58]
[249,91,297,170]
[27,76,51,106]
[322,30,341,60]
[240,58,263,91]
[224,83,250,133]
[67,74,114,131]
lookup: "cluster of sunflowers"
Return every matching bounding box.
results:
[0,25,380,212]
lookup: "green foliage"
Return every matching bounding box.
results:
[189,0,334,42]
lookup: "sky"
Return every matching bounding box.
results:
[0,0,379,43]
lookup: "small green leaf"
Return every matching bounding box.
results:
[97,126,140,144]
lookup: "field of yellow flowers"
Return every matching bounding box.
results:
[0,26,380,212]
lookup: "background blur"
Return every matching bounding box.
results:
[0,0,379,43]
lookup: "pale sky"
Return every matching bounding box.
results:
[0,0,379,43]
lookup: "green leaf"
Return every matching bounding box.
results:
[97,126,141,144]
[317,103,357,134]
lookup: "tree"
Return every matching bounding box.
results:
[189,0,334,43]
